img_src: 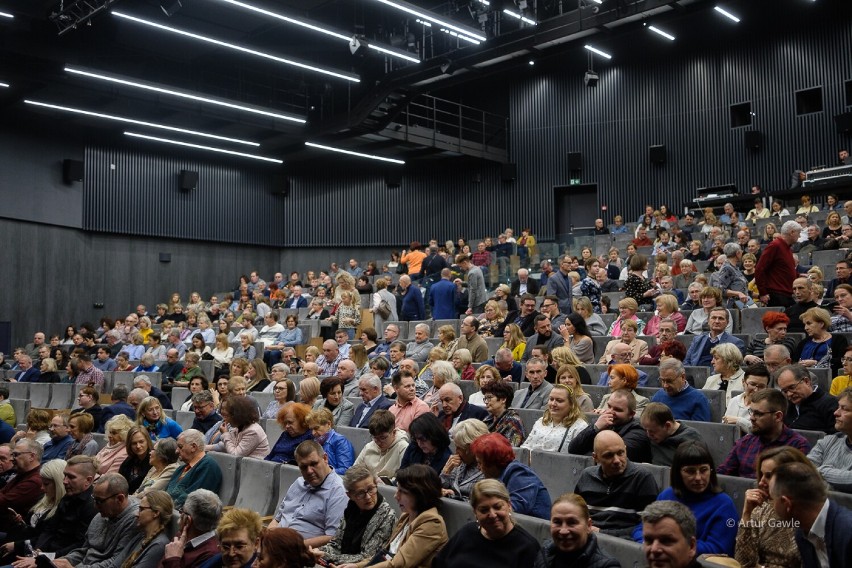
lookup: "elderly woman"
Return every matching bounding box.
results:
[265,402,313,464]
[95,414,134,475]
[710,243,750,308]
[434,479,542,568]
[481,380,525,446]
[744,312,796,364]
[134,437,179,496]
[723,363,770,433]
[598,319,648,364]
[793,306,847,374]
[829,283,852,332]
[120,489,173,568]
[734,447,812,568]
[477,300,507,338]
[492,283,518,313]
[685,287,733,335]
[209,395,270,459]
[66,412,99,457]
[436,325,459,355]
[233,334,257,360]
[298,376,321,407]
[174,352,204,388]
[538,493,620,568]
[500,323,527,361]
[420,359,455,411]
[261,366,295,419]
[606,297,646,337]
[556,312,594,364]
[451,348,475,381]
[417,346,447,386]
[120,425,153,494]
[471,433,551,519]
[342,464,447,568]
[11,409,52,446]
[136,396,183,441]
[313,377,355,427]
[644,294,687,336]
[400,413,452,474]
[703,343,745,406]
[522,384,587,454]
[37,357,61,384]
[595,364,649,418]
[315,464,398,567]
[440,419,489,500]
[555,365,594,412]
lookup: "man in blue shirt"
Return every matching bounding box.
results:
[683,308,745,367]
[43,414,74,461]
[651,359,711,422]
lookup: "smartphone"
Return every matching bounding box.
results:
[379,476,394,485]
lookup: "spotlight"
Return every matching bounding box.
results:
[439,58,455,75]
[160,0,182,17]
[349,36,369,57]
[584,70,599,87]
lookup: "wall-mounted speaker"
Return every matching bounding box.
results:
[567,152,583,171]
[272,174,290,196]
[159,253,172,263]
[62,159,84,184]
[501,162,517,182]
[179,170,198,191]
[385,170,402,188]
[744,130,763,150]
[649,145,666,164]
[835,112,852,135]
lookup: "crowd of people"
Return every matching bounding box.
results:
[3,191,852,567]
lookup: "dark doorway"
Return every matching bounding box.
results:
[553,184,598,241]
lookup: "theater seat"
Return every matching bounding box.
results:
[233,457,280,516]
[207,452,240,506]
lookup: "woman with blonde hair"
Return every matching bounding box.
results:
[333,289,362,340]
[469,365,499,407]
[120,490,173,568]
[555,365,594,412]
[451,349,475,381]
[349,343,370,378]
[437,325,458,355]
[135,396,183,441]
[550,346,593,385]
[94,414,134,475]
[703,343,745,406]
[304,345,321,363]
[598,319,648,364]
[298,376,321,407]
[522,384,587,454]
[418,346,448,384]
[500,323,526,361]
[574,296,606,336]
[245,358,270,392]
[477,300,506,338]
[607,297,646,337]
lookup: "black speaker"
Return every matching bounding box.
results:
[385,170,402,188]
[567,152,583,171]
[159,253,172,263]
[649,145,666,164]
[62,159,83,184]
[179,170,198,191]
[272,174,290,196]
[501,162,517,182]
[835,112,852,135]
[744,130,763,150]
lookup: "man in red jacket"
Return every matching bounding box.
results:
[0,439,44,536]
[755,220,801,307]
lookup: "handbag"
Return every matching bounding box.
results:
[376,299,392,319]
[396,262,408,275]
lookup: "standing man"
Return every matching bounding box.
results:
[546,255,574,315]
[429,268,459,320]
[397,275,425,321]
[755,220,801,307]
[457,254,488,315]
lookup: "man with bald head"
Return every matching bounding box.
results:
[316,339,343,376]
[435,383,487,431]
[336,359,360,398]
[784,277,823,333]
[574,430,658,537]
[510,268,540,297]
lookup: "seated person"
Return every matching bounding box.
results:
[353,409,409,480]
[807,386,852,492]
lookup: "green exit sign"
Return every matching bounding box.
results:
[569,178,581,185]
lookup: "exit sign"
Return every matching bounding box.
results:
[569,178,581,185]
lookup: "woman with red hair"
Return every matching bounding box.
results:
[743,312,796,365]
[658,340,687,362]
[594,364,649,419]
[257,528,315,568]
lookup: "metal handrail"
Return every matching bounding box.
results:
[397,93,508,150]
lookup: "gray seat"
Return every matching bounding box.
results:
[174,411,195,430]
[457,380,479,400]
[513,408,544,435]
[484,337,503,357]
[681,420,741,468]
[233,457,281,516]
[336,425,373,455]
[199,361,215,381]
[9,398,31,425]
[91,432,108,450]
[513,446,530,465]
[207,452,240,506]
[30,383,51,408]
[113,371,136,392]
[171,387,190,410]
[513,511,551,543]
[277,464,304,508]
[793,428,826,448]
[7,383,29,400]
[378,484,401,515]
[739,307,784,335]
[717,473,756,516]
[685,366,711,389]
[438,496,476,537]
[265,419,284,445]
[49,384,73,410]
[597,532,647,568]
[250,391,274,411]
[529,449,594,498]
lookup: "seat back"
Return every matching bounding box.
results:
[49,383,73,410]
[681,420,741,467]
[336,425,373,455]
[207,452,241,506]
[529,450,595,498]
[30,383,51,408]
[171,387,190,411]
[9,398,31,426]
[233,457,281,516]
[174,411,195,430]
[717,473,755,516]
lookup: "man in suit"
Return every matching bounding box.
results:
[429,268,458,320]
[770,461,852,567]
[97,384,136,432]
[682,308,745,367]
[436,383,488,431]
[509,268,540,297]
[286,285,309,309]
[350,374,393,428]
[512,358,553,410]
[546,254,574,314]
[12,354,40,382]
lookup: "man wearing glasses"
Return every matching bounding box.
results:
[0,439,43,530]
[776,364,839,434]
[53,473,141,568]
[190,391,223,442]
[512,294,540,337]
[717,388,811,478]
[162,489,223,568]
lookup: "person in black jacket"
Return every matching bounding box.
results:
[536,493,620,568]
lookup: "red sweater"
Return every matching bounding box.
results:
[754,237,796,295]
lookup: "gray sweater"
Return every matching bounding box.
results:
[650,424,703,467]
[808,432,852,493]
[63,499,142,568]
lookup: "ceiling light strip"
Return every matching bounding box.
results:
[111,11,360,83]
[24,99,260,146]
[503,10,537,26]
[0,82,9,88]
[212,0,419,64]
[305,142,404,165]
[648,26,675,41]
[584,45,612,59]
[65,67,306,124]
[0,11,13,19]
[126,132,282,163]
[370,0,485,43]
[713,6,740,23]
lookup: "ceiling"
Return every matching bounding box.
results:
[0,0,824,167]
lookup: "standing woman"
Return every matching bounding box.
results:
[434,479,542,568]
[372,279,399,333]
[120,489,173,568]
[333,290,362,341]
[557,313,594,364]
[341,464,448,568]
[522,384,587,454]
[120,425,153,494]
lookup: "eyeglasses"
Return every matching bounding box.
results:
[842,357,852,363]
[11,451,34,458]
[219,542,251,553]
[748,408,773,418]
[273,387,287,392]
[780,379,805,395]
[482,395,495,402]
[350,485,378,499]
[93,493,121,505]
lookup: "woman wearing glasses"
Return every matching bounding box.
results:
[723,364,770,434]
[120,490,172,568]
[261,365,295,420]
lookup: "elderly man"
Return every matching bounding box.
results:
[316,339,343,376]
[546,254,575,314]
[512,358,554,410]
[769,461,852,566]
[808,387,852,492]
[482,348,524,384]
[639,318,679,365]
[776,364,838,434]
[522,315,565,362]
[12,355,40,383]
[398,274,425,321]
[405,323,434,364]
[166,329,188,359]
[641,501,701,568]
[673,259,697,290]
[755,220,802,307]
[0,439,44,531]
[332,329,351,359]
[650,359,711,421]
[784,277,824,333]
[268,440,347,547]
[455,316,488,362]
[104,330,125,358]
[190,391,223,440]
[640,402,702,466]
[574,431,658,537]
[336,360,360,398]
[159,348,185,386]
[167,429,224,508]
[510,268,540,297]
[350,374,394,428]
[456,254,488,315]
[23,331,46,361]
[127,388,149,415]
[717,388,811,478]
[98,384,135,432]
[388,371,430,432]
[373,323,400,359]
[569,389,652,463]
[429,268,458,320]
[51,473,141,568]
[598,343,650,385]
[162,489,223,568]
[683,308,745,367]
[436,383,488,431]
[134,374,173,410]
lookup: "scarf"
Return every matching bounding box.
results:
[66,433,94,459]
[341,492,384,554]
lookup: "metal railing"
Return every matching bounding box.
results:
[396,94,508,151]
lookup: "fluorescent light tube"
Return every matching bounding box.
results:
[24,99,260,146]
[584,45,612,59]
[648,26,675,41]
[714,6,740,23]
[305,142,404,165]
[125,132,282,163]
[0,11,13,19]
[0,82,9,88]
[503,10,537,26]
[370,0,485,43]
[111,11,360,83]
